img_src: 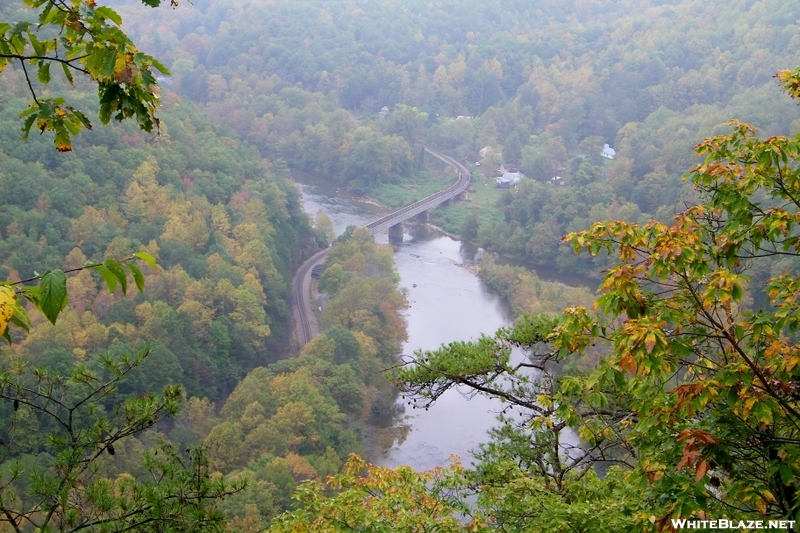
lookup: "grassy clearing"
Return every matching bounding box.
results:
[371,171,452,208]
[372,160,509,236]
[430,165,507,234]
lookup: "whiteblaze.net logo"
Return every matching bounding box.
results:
[671,519,797,530]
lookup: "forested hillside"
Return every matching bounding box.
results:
[0,82,314,399]
[0,43,418,528]
[114,0,800,276]
[2,0,800,530]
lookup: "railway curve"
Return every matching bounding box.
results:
[291,147,471,347]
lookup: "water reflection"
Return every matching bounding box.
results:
[370,225,516,469]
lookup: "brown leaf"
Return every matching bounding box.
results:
[695,459,709,482]
[620,353,637,374]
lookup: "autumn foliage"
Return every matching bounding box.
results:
[555,70,800,523]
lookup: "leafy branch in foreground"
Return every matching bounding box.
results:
[0,249,243,532]
[0,350,244,532]
[384,68,800,526]
[0,251,157,343]
[268,454,482,533]
[393,313,646,531]
[554,69,800,525]
[0,0,172,151]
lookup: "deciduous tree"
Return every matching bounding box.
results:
[267,455,482,533]
[557,68,800,523]
[0,0,171,150]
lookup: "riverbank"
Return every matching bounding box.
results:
[293,175,601,470]
[420,219,599,289]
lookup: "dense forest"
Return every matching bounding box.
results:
[2,0,800,530]
[117,0,800,275]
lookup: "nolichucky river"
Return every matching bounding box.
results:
[295,176,586,471]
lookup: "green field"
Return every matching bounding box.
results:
[372,160,508,235]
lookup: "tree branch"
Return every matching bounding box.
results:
[18,59,39,106]
[0,53,91,75]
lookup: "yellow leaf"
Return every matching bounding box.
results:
[0,286,16,335]
[743,395,757,414]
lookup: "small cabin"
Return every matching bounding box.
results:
[601,144,616,160]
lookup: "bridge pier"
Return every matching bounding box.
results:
[416,210,429,222]
[388,223,403,240]
[458,190,469,201]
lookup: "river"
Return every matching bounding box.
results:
[295,176,573,471]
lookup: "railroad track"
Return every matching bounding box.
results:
[291,247,330,347]
[291,147,471,347]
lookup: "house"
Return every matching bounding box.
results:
[495,175,516,189]
[601,144,616,160]
[379,106,390,118]
[496,163,523,189]
[551,176,566,186]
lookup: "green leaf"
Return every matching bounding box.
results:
[103,259,128,295]
[101,50,117,79]
[731,283,743,302]
[9,306,30,329]
[133,251,157,270]
[61,62,74,85]
[62,112,82,136]
[38,269,68,325]
[150,57,170,75]
[20,111,37,140]
[779,464,793,484]
[94,6,122,25]
[126,263,145,292]
[39,1,58,25]
[37,62,50,84]
[19,286,40,307]
[27,31,43,56]
[94,264,118,294]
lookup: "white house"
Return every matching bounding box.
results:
[496,163,523,189]
[601,144,616,160]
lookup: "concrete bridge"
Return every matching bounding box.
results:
[291,147,471,347]
[365,148,471,238]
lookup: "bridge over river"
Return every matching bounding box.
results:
[291,147,471,347]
